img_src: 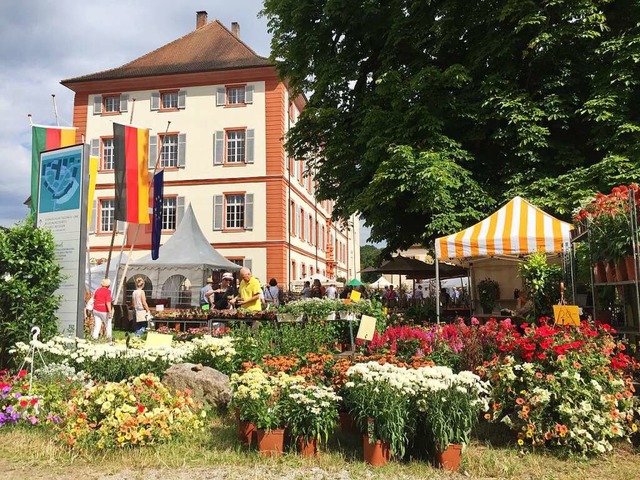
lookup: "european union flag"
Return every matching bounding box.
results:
[151,170,164,260]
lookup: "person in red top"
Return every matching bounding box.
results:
[92,278,113,342]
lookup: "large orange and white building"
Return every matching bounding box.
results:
[62,11,360,288]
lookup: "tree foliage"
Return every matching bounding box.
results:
[262,0,640,253]
[0,219,62,367]
[360,244,382,283]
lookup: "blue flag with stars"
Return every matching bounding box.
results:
[151,170,164,260]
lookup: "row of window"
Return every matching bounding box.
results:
[90,129,254,171]
[91,194,253,234]
[291,260,326,281]
[93,85,254,115]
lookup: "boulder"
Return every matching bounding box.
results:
[163,363,231,409]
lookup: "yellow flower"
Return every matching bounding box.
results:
[517,439,524,446]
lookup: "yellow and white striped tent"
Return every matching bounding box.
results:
[435,196,572,260]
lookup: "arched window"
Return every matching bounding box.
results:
[126,274,152,305]
[162,274,190,308]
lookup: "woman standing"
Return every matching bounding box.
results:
[92,278,113,342]
[132,277,151,337]
[263,278,280,308]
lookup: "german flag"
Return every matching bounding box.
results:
[113,123,150,224]
[31,125,76,214]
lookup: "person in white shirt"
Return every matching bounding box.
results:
[325,283,337,299]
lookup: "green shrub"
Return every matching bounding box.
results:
[0,218,63,367]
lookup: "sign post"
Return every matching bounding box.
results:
[36,144,89,337]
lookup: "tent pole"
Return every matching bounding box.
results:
[115,224,140,305]
[435,260,440,324]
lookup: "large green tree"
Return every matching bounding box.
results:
[360,244,382,283]
[262,0,640,253]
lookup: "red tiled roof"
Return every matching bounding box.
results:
[62,20,271,84]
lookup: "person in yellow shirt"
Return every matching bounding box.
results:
[237,267,262,311]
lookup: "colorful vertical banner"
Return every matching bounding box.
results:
[31,125,76,214]
[113,123,150,224]
[86,156,99,230]
[151,170,164,260]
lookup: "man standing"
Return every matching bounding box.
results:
[200,277,214,307]
[237,267,262,311]
[325,282,337,299]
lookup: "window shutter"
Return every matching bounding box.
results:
[90,139,100,158]
[120,94,129,113]
[148,135,158,169]
[93,95,102,115]
[243,259,253,272]
[178,91,186,109]
[246,129,255,164]
[213,195,224,230]
[177,133,187,167]
[176,196,185,227]
[245,193,254,230]
[214,131,224,165]
[89,200,98,234]
[151,92,160,111]
[245,85,254,104]
[216,87,226,106]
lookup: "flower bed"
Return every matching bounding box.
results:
[58,373,204,449]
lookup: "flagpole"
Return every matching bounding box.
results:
[52,94,59,126]
[111,120,171,302]
[28,114,33,126]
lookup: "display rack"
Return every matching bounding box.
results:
[566,189,640,340]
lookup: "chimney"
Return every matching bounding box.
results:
[196,11,207,29]
[231,22,240,38]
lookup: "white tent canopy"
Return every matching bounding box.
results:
[292,274,344,288]
[121,204,240,306]
[369,276,391,289]
[85,253,127,296]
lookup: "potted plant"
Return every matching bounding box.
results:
[414,368,489,472]
[280,383,341,456]
[343,362,415,465]
[230,368,304,457]
[477,278,500,314]
[574,184,640,282]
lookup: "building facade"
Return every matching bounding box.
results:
[62,12,360,289]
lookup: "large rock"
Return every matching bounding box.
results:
[163,363,231,409]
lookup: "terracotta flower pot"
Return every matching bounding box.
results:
[605,260,617,283]
[625,255,637,280]
[593,261,607,283]
[238,421,256,447]
[362,434,391,467]
[257,428,285,457]
[616,258,628,282]
[435,443,463,472]
[339,412,357,434]
[298,436,318,457]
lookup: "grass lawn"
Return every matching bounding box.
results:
[1,412,638,480]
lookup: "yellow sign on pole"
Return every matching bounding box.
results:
[356,314,377,341]
[349,289,361,303]
[553,305,580,326]
[145,332,173,347]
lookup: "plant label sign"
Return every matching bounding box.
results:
[349,289,362,302]
[357,314,377,341]
[553,305,580,326]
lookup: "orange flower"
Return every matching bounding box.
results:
[484,413,492,420]
[544,431,553,441]
[516,397,525,405]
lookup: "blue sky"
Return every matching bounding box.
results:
[0,1,378,245]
